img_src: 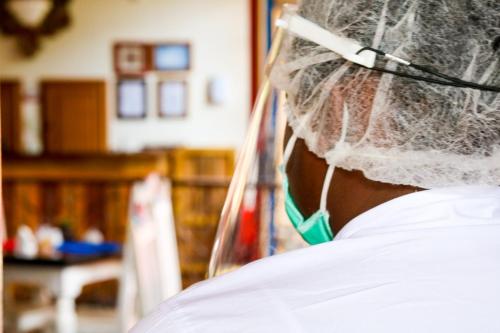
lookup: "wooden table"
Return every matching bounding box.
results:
[4,254,122,333]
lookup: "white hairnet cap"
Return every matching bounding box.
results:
[271,0,500,189]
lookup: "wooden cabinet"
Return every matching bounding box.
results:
[1,80,22,153]
[2,153,168,305]
[41,80,107,153]
[3,149,233,290]
[3,153,169,244]
[168,149,234,287]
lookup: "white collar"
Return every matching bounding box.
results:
[335,186,500,240]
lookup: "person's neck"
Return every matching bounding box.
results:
[285,132,421,234]
[327,169,421,234]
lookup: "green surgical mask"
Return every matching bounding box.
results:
[280,134,334,245]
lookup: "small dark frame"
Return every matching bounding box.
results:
[113,42,152,75]
[117,78,147,119]
[158,80,188,118]
[153,43,191,71]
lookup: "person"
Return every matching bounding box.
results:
[132,0,500,331]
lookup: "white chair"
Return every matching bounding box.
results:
[77,174,182,333]
[128,174,183,315]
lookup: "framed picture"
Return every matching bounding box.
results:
[117,78,147,119]
[153,43,190,71]
[158,80,188,118]
[114,43,151,75]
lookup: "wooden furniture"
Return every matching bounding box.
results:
[3,153,168,309]
[3,148,234,289]
[1,80,22,153]
[168,149,234,287]
[4,256,121,333]
[3,153,167,243]
[4,176,182,333]
[41,80,107,154]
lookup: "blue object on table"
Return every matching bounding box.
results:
[57,241,121,256]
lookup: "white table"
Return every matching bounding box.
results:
[4,257,122,333]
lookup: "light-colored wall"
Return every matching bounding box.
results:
[0,0,250,152]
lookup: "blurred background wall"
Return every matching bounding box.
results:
[0,0,250,153]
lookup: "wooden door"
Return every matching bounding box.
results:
[41,80,107,154]
[0,81,22,153]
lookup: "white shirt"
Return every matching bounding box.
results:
[132,186,500,333]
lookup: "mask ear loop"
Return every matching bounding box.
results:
[282,134,298,168]
[319,104,350,213]
[319,166,335,212]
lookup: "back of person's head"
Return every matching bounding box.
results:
[272,0,500,189]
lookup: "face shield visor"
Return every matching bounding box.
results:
[208,4,500,278]
[208,6,303,278]
[208,5,378,277]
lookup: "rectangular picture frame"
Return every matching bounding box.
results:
[153,43,191,71]
[114,42,152,76]
[158,80,188,118]
[117,78,147,119]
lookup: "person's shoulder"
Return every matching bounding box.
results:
[130,236,408,332]
[130,297,186,332]
[130,244,329,332]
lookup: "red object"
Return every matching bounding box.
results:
[239,207,258,245]
[3,239,16,253]
[235,189,262,262]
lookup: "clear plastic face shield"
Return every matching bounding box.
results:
[208,6,301,278]
[208,5,377,277]
[208,4,500,278]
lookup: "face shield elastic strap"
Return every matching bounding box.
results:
[278,9,500,93]
[356,47,500,93]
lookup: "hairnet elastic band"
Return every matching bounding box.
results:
[356,47,500,92]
